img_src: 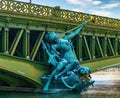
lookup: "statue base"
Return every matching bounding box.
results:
[41,74,95,93]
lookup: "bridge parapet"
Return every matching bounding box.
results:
[0,0,120,30]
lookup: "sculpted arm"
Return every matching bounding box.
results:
[63,21,87,40]
[63,16,94,40]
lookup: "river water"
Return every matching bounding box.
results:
[0,67,120,98]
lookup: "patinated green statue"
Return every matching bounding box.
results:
[41,18,95,92]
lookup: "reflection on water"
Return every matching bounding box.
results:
[0,67,120,98]
[82,67,120,98]
[0,92,81,98]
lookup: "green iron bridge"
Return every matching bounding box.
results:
[0,0,120,90]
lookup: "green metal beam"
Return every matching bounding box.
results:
[102,37,107,57]
[0,54,49,88]
[23,30,30,59]
[76,34,82,61]
[2,27,9,54]
[0,27,2,52]
[0,71,27,87]
[96,37,104,57]
[0,21,65,33]
[83,35,92,60]
[107,38,115,56]
[119,39,120,54]
[9,29,24,56]
[30,31,45,60]
[113,38,118,55]
[90,36,95,59]
[0,27,2,31]
[82,56,120,72]
[0,53,120,88]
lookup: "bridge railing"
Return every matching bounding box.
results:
[0,0,120,28]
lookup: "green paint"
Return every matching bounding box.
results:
[30,31,45,60]
[23,30,30,58]
[2,28,9,53]
[96,37,104,57]
[0,54,49,88]
[90,36,95,59]
[102,37,107,57]
[107,38,115,56]
[9,29,24,56]
[83,35,92,60]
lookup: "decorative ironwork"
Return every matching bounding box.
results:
[9,1,29,14]
[30,4,52,16]
[0,0,7,10]
[0,0,120,28]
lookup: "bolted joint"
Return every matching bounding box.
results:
[25,29,30,33]
[92,36,95,39]
[26,56,30,59]
[4,27,9,32]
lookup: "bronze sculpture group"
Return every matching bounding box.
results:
[41,19,95,92]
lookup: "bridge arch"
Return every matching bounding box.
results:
[0,54,49,88]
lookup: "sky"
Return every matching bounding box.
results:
[15,0,120,19]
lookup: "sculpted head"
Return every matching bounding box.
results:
[45,32,59,44]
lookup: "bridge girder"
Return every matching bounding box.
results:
[0,0,120,90]
[0,54,49,88]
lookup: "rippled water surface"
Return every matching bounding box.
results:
[0,67,120,98]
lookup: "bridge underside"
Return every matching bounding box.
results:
[0,0,120,90]
[0,54,49,88]
[0,54,120,89]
